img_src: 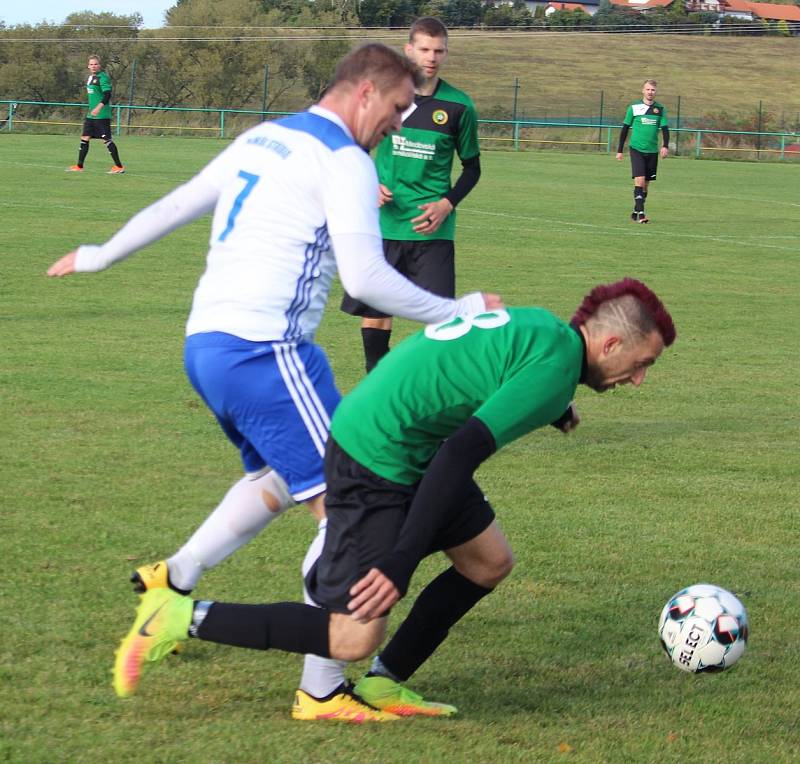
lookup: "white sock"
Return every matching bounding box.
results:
[167,469,294,592]
[299,520,348,699]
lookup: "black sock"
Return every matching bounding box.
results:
[194,601,330,656]
[378,566,492,681]
[361,328,391,373]
[77,139,89,167]
[634,186,645,213]
[105,140,122,166]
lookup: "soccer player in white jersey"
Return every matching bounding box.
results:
[48,44,501,722]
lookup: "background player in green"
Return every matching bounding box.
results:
[68,55,125,174]
[616,79,669,223]
[341,17,482,372]
[113,277,677,718]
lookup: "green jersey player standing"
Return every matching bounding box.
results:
[616,79,669,224]
[341,17,482,372]
[68,55,125,175]
[113,278,677,718]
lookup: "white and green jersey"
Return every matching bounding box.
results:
[375,78,479,242]
[330,308,583,484]
[86,71,112,120]
[623,100,668,153]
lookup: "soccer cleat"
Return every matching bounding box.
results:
[353,675,457,717]
[630,211,638,222]
[637,213,650,224]
[130,560,171,594]
[66,165,84,172]
[113,588,192,698]
[291,684,401,723]
[108,166,126,174]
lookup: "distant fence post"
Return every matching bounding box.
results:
[779,135,785,160]
[675,95,681,156]
[756,100,763,160]
[512,78,520,122]
[127,58,137,133]
[513,120,520,151]
[115,105,122,136]
[6,102,15,131]
[695,130,702,158]
[606,126,612,154]
[598,89,604,149]
[220,109,225,139]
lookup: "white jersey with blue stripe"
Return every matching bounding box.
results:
[186,106,380,343]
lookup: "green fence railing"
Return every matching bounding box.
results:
[3,100,799,161]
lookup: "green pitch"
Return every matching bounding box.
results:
[2,134,798,763]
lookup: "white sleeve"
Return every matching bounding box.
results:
[74,169,221,273]
[332,232,485,324]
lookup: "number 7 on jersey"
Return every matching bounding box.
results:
[219,171,260,242]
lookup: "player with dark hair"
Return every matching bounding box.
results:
[341,17,482,373]
[112,278,676,719]
[67,55,125,174]
[49,43,501,723]
[616,80,669,224]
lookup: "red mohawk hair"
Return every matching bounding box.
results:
[571,277,676,346]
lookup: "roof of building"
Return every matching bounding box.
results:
[547,2,591,10]
[743,1,800,20]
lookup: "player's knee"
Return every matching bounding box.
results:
[328,615,385,661]
[463,548,515,589]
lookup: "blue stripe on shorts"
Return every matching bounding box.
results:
[183,332,340,501]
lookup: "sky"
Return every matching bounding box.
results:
[0,1,176,29]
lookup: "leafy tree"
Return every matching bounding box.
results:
[441,0,484,26]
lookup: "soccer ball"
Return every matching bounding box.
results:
[658,583,749,673]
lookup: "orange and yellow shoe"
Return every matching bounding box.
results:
[130,560,170,594]
[66,165,83,172]
[291,685,401,723]
[108,165,125,174]
[353,675,457,717]
[113,588,192,698]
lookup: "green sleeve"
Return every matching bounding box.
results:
[623,105,634,126]
[660,107,668,127]
[473,364,574,450]
[456,102,480,161]
[99,72,113,92]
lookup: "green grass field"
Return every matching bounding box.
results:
[2,133,799,763]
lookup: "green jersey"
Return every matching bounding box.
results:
[86,71,112,120]
[375,78,480,242]
[623,100,668,154]
[330,308,583,484]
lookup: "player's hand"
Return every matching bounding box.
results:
[412,198,453,235]
[378,184,393,208]
[558,402,581,434]
[91,105,101,116]
[660,147,669,159]
[348,567,400,623]
[615,152,623,161]
[481,293,504,310]
[47,250,79,277]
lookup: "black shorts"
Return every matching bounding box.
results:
[340,238,455,319]
[629,148,658,181]
[305,438,495,613]
[82,118,112,140]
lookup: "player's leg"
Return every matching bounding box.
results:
[97,119,124,172]
[630,148,647,222]
[132,336,335,594]
[361,316,393,373]
[340,240,404,373]
[68,119,93,170]
[357,483,505,715]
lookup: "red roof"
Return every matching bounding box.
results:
[547,2,589,9]
[745,2,800,20]
[723,0,800,18]
[610,0,676,8]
